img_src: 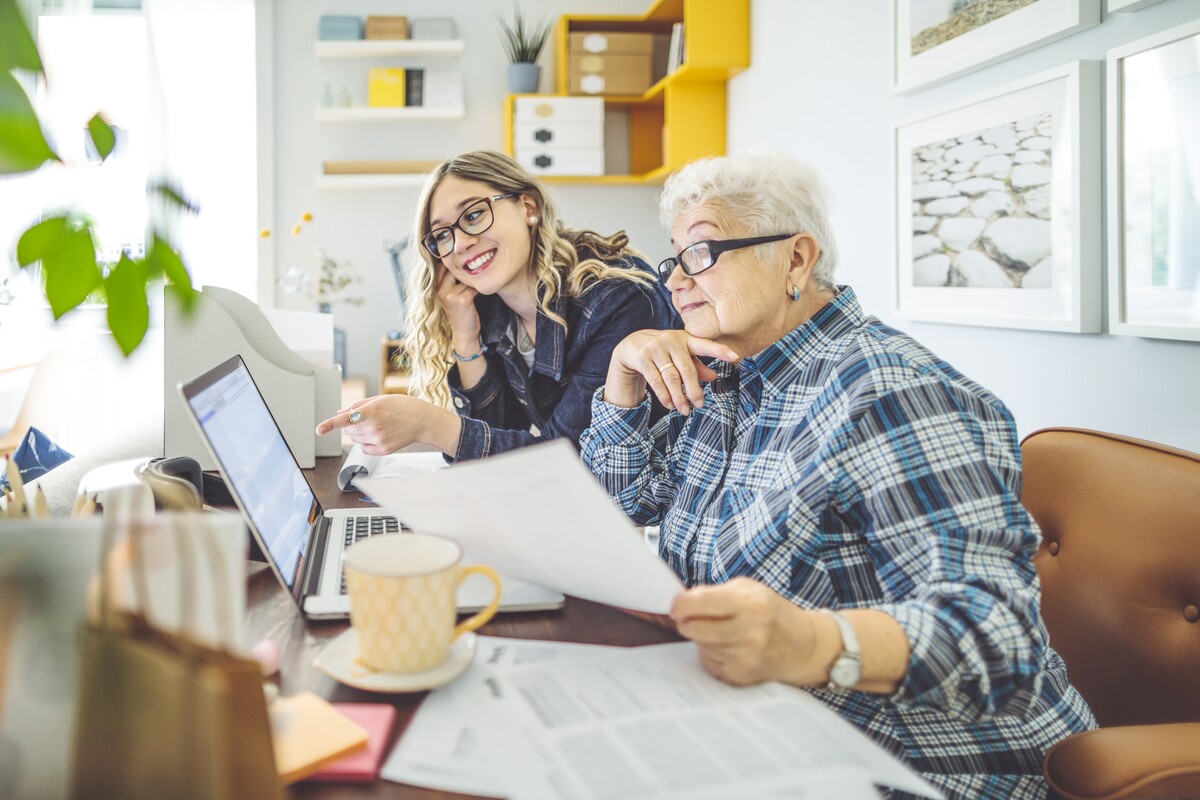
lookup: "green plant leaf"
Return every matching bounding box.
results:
[0,0,43,74]
[148,180,200,215]
[0,71,59,174]
[40,219,102,319]
[146,234,195,311]
[86,113,116,161]
[497,3,551,64]
[16,215,66,266]
[104,253,149,355]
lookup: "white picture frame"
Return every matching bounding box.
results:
[893,0,1100,93]
[1106,0,1163,12]
[893,61,1102,332]
[1106,19,1200,342]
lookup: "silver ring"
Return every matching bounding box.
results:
[348,410,363,424]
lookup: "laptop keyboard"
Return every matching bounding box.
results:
[338,514,402,595]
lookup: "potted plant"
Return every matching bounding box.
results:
[497,3,552,94]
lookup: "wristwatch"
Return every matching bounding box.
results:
[821,610,861,690]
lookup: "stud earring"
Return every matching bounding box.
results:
[790,285,800,302]
[528,216,538,226]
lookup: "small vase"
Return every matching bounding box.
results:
[507,63,541,93]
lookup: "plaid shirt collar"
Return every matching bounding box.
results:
[713,285,864,398]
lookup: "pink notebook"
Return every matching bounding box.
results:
[304,703,398,783]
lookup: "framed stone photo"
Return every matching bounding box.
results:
[1107,20,1200,342]
[894,62,1102,332]
[893,0,1100,93]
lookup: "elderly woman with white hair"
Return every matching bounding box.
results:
[580,151,1094,799]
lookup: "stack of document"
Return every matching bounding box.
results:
[383,636,942,799]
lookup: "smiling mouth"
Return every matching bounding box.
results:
[463,250,496,275]
[678,300,706,313]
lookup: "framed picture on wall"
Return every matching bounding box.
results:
[893,61,1102,332]
[1107,0,1163,12]
[1107,19,1200,342]
[892,0,1100,93]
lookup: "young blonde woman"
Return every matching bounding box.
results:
[316,150,675,461]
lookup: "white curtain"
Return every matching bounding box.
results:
[144,0,259,300]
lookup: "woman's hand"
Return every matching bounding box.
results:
[604,330,738,415]
[434,263,482,354]
[670,578,818,687]
[315,394,463,457]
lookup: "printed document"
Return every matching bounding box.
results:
[337,442,447,491]
[383,637,942,799]
[357,440,684,613]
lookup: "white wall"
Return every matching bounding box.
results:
[267,0,669,393]
[730,0,1200,451]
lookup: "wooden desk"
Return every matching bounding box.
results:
[245,453,681,798]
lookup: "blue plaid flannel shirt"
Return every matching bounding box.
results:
[581,287,1095,799]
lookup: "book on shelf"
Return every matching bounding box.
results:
[667,22,685,75]
[367,68,463,108]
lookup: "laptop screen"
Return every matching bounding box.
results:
[180,356,321,594]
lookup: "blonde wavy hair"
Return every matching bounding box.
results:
[404,151,653,407]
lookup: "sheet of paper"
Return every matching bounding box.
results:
[357,440,684,613]
[382,636,613,796]
[337,443,447,491]
[383,637,941,800]
[497,642,942,800]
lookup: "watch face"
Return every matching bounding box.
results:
[831,657,860,688]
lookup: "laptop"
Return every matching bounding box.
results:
[178,354,564,620]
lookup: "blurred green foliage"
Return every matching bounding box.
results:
[1,0,195,355]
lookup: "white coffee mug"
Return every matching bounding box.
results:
[343,534,501,673]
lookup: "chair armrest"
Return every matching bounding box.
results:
[1044,722,1200,800]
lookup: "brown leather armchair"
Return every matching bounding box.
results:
[1021,427,1200,800]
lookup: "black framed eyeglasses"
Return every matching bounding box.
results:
[656,233,797,281]
[422,193,519,258]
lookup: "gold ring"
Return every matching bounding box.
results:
[656,363,676,374]
[348,410,363,424]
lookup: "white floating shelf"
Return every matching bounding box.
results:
[315,106,465,123]
[315,172,431,189]
[315,39,464,59]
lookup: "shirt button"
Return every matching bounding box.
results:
[742,402,753,413]
[453,397,464,409]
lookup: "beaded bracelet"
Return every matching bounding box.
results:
[452,337,486,363]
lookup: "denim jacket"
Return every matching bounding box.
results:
[448,256,676,461]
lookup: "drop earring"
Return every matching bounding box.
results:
[790,285,800,302]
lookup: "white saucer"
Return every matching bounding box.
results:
[313,629,477,693]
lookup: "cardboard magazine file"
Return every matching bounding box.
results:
[164,285,342,469]
[69,508,284,800]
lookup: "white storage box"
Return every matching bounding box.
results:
[513,121,603,150]
[513,96,604,176]
[515,148,604,177]
[514,96,603,124]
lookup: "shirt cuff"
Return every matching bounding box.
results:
[453,416,491,462]
[448,364,500,413]
[589,386,652,445]
[878,599,987,719]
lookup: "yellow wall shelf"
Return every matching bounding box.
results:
[503,0,748,184]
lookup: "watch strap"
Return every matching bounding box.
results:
[821,609,861,690]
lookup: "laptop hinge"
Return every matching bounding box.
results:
[300,516,330,598]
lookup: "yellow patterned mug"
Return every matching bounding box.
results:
[343,534,502,673]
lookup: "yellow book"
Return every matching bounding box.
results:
[368,67,407,107]
[270,691,369,784]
